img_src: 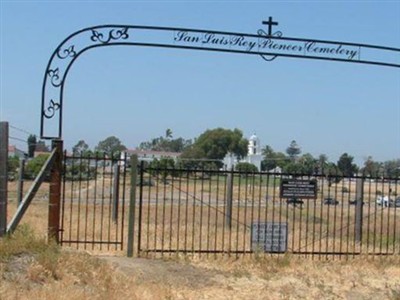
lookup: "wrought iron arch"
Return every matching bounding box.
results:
[41,21,400,139]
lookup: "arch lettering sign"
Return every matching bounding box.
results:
[40,18,400,139]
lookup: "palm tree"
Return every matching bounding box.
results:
[165,128,173,140]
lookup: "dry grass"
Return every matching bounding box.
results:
[1,225,400,299]
[3,177,400,299]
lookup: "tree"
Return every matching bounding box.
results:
[261,145,290,171]
[298,153,317,174]
[149,157,176,181]
[25,154,50,179]
[317,154,329,174]
[362,156,381,176]
[95,136,126,156]
[72,140,91,156]
[286,140,301,161]
[261,145,277,171]
[139,136,192,153]
[337,153,358,177]
[27,134,37,158]
[382,159,400,178]
[181,128,248,166]
[235,162,258,173]
[7,156,20,179]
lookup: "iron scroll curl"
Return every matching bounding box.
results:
[41,24,400,140]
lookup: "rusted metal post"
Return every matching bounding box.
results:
[48,139,63,243]
[127,155,138,257]
[355,178,364,243]
[225,168,234,230]
[0,122,9,237]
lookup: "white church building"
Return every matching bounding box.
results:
[223,134,263,171]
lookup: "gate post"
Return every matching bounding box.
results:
[127,155,138,257]
[226,168,234,229]
[48,139,63,243]
[355,178,364,244]
[0,122,9,237]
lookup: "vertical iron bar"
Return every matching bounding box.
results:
[169,167,174,255]
[386,182,392,254]
[184,171,189,253]
[137,160,144,256]
[60,151,67,245]
[236,172,241,257]
[366,177,372,255]
[221,171,227,254]
[214,171,220,255]
[92,155,99,250]
[176,167,182,252]
[199,168,204,256]
[332,174,338,259]
[355,178,364,244]
[84,157,90,249]
[17,159,25,206]
[243,172,249,254]
[226,169,233,229]
[154,169,160,254]
[161,167,167,257]
[76,152,83,249]
[192,171,197,254]
[107,155,114,250]
[112,163,120,223]
[99,153,106,250]
[393,180,398,254]
[206,170,212,257]
[68,156,75,246]
[379,177,385,255]
[119,156,127,250]
[127,155,138,257]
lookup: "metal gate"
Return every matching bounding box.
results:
[59,153,129,251]
[136,164,400,258]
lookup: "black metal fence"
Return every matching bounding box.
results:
[137,164,400,258]
[60,153,128,251]
[59,154,400,258]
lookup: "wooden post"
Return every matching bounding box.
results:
[48,140,63,243]
[355,178,364,243]
[226,168,234,229]
[17,159,25,206]
[127,155,138,257]
[0,122,8,237]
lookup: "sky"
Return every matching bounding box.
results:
[1,0,399,166]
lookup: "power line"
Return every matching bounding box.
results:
[9,125,36,136]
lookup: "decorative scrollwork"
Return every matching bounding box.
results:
[57,45,77,59]
[90,27,129,44]
[47,68,63,87]
[257,29,283,62]
[257,29,283,38]
[43,99,60,119]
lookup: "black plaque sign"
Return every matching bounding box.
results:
[251,222,288,253]
[280,179,317,199]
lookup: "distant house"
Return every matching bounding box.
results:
[122,149,181,163]
[8,145,27,160]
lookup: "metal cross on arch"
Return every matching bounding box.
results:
[40,18,400,139]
